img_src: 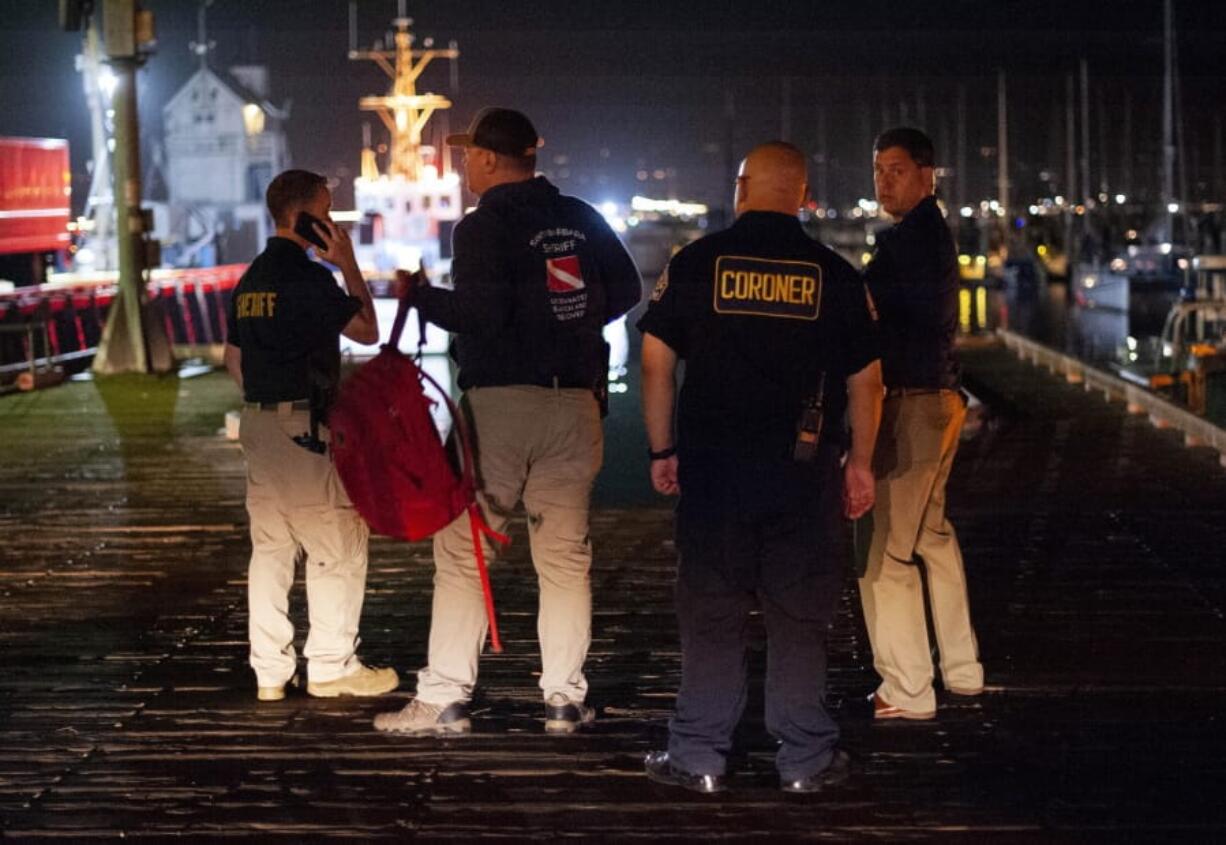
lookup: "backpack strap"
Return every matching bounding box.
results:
[467,503,506,654]
[417,364,510,654]
[387,276,416,349]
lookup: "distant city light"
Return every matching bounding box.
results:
[1115,194,1126,205]
[1037,245,1048,257]
[630,195,707,217]
[960,206,973,218]
[1160,242,1173,254]
[98,68,118,100]
[1167,202,1180,213]
[598,201,627,233]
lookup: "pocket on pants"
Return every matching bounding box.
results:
[296,503,368,569]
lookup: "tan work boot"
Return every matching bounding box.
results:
[307,665,399,698]
[257,684,287,702]
[257,674,296,702]
[373,699,471,736]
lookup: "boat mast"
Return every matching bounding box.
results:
[996,70,1009,225]
[1163,0,1176,241]
[348,0,459,181]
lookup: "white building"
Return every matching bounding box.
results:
[161,64,289,265]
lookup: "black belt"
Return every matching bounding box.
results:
[528,376,590,389]
[244,399,311,411]
[884,387,951,399]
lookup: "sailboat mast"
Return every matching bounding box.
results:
[1163,0,1176,240]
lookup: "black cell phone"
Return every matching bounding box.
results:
[293,211,329,250]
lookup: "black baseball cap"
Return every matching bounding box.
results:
[446,107,541,157]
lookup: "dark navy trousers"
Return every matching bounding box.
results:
[668,574,840,780]
[668,448,846,780]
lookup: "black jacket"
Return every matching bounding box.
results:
[863,196,960,390]
[416,176,641,390]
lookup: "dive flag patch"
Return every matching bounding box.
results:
[546,255,585,292]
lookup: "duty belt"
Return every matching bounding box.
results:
[529,376,590,389]
[244,399,311,411]
[884,387,950,399]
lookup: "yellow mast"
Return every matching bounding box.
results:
[349,14,458,181]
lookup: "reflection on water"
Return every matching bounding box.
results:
[961,280,1178,370]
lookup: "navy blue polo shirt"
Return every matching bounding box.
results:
[225,237,361,408]
[863,196,960,390]
[637,211,879,594]
[638,211,879,463]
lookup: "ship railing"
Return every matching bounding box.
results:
[0,265,246,379]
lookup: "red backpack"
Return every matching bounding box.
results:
[328,290,507,651]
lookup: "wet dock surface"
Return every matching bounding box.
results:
[2,343,1225,839]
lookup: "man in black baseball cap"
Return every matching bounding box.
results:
[375,106,641,738]
[446,107,540,170]
[444,107,540,196]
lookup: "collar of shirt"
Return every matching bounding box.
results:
[478,175,559,207]
[264,236,310,261]
[732,210,805,235]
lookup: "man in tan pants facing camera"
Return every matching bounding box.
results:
[858,128,984,721]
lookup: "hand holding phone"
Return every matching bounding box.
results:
[293,211,329,250]
[296,212,357,270]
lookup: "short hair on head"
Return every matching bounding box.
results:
[874,127,935,168]
[266,169,327,226]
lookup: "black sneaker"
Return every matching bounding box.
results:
[544,692,596,734]
[780,749,852,794]
[644,750,726,794]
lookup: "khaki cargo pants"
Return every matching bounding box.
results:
[240,404,369,687]
[858,390,983,713]
[416,385,603,706]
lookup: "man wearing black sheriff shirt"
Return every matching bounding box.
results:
[638,142,883,794]
[225,169,398,703]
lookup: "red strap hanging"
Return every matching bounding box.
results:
[467,503,509,653]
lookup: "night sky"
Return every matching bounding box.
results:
[3,0,1224,214]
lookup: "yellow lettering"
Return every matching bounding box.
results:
[265,291,276,317]
[238,293,250,318]
[720,270,736,300]
[800,276,815,304]
[749,272,764,300]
